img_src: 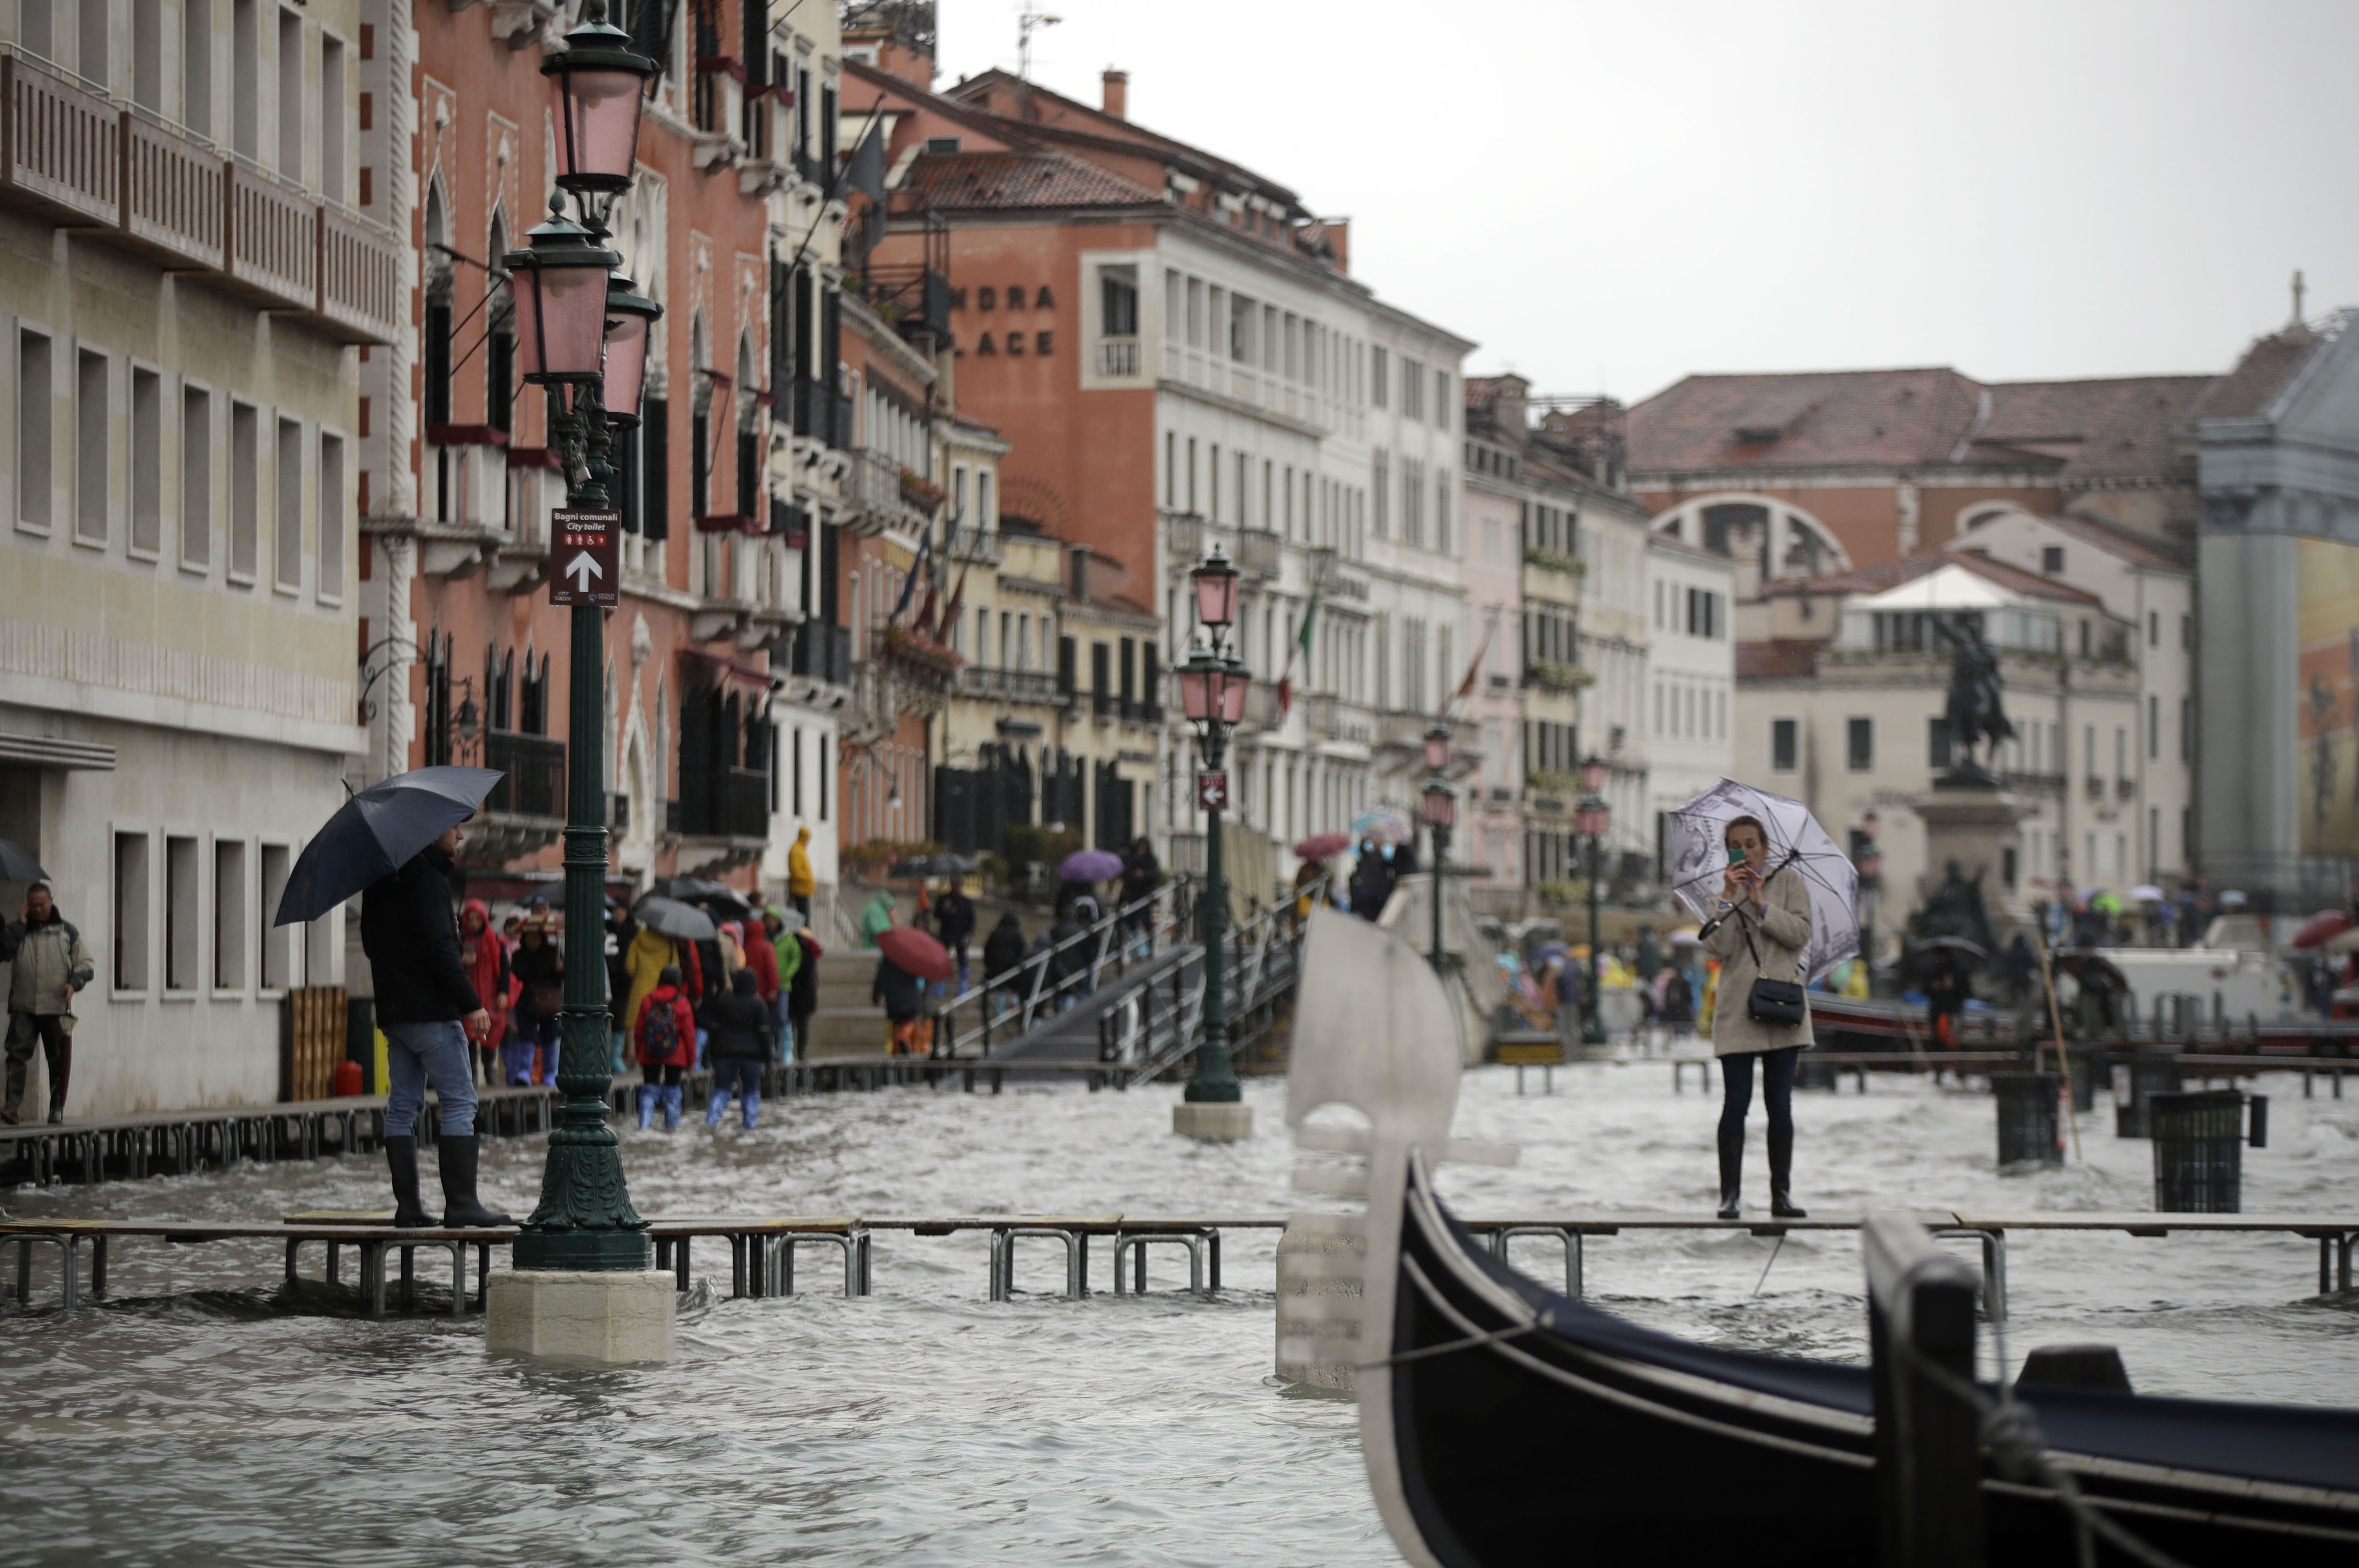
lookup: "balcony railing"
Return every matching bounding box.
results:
[119,111,222,269]
[948,528,1002,565]
[1998,771,2067,794]
[2115,776,2137,801]
[1304,692,1339,740]
[1166,511,1204,563]
[483,730,565,820]
[1,55,118,224]
[956,665,1064,705]
[1236,528,1280,578]
[2084,774,2105,801]
[224,162,316,310]
[784,619,853,686]
[1098,337,1140,377]
[315,204,400,345]
[843,448,932,534]
[678,764,770,840]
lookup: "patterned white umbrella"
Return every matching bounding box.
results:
[1667,778,1860,984]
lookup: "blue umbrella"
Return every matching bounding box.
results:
[273,766,504,926]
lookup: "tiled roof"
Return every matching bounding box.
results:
[1628,366,2212,482]
[895,149,1161,212]
[1735,639,1825,679]
[1979,375,2211,481]
[2184,327,2325,423]
[1627,368,1988,472]
[1759,550,2103,606]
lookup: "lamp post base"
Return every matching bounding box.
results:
[1172,1101,1254,1141]
[484,1269,675,1364]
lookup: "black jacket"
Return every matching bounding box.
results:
[935,891,976,946]
[361,846,484,1025]
[704,988,775,1060]
[787,932,820,1019]
[872,956,926,1021]
[983,914,1026,982]
[512,938,564,1015]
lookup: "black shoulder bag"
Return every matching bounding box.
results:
[1739,875,1807,1028]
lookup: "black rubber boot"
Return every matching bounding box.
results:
[1716,1129,1743,1220]
[436,1134,513,1228]
[384,1136,437,1228]
[1768,1132,1807,1218]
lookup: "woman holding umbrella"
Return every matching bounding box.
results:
[1699,813,1816,1220]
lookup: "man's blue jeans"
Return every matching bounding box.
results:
[384,1019,478,1137]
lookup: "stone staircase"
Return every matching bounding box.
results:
[805,950,891,1061]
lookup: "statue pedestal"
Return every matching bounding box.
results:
[1918,777,2030,938]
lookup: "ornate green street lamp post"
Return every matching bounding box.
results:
[1422,722,1454,978]
[1175,548,1250,1134]
[505,0,659,1272]
[1575,754,1611,1048]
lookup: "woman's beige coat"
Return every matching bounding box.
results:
[1701,865,1815,1057]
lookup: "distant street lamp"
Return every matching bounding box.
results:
[1856,810,1883,995]
[504,0,658,1275]
[1575,754,1611,1047]
[1422,722,1453,976]
[1176,547,1249,1123]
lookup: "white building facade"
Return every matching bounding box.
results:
[1644,536,1737,872]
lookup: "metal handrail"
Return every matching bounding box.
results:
[1118,874,1327,1086]
[929,878,1193,1060]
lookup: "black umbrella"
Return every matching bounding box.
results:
[0,839,47,882]
[1918,936,1989,966]
[272,766,504,926]
[632,895,719,941]
[656,876,754,919]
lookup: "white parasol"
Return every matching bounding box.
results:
[1667,778,1861,984]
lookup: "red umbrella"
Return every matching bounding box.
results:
[876,925,953,983]
[2291,909,2351,950]
[1295,832,1351,861]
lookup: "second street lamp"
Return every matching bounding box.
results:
[1421,773,1456,978]
[1175,546,1251,1139]
[1423,721,1452,977]
[1575,754,1611,1048]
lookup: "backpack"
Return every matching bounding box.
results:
[641,996,681,1059]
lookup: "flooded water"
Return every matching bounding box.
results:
[4,1061,2358,1566]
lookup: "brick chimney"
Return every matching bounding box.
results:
[1101,68,1128,120]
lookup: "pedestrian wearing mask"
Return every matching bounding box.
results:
[1699,813,1813,1221]
[1,883,94,1125]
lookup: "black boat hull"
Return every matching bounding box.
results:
[1383,1166,2359,1568]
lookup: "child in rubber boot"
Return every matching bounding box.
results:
[635,965,695,1131]
[704,968,773,1130]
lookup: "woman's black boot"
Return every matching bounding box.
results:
[384,1136,437,1228]
[436,1135,513,1228]
[1715,1130,1743,1220]
[1768,1132,1807,1218]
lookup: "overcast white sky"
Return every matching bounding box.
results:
[924,0,2359,402]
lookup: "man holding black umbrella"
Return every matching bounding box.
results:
[360,818,512,1229]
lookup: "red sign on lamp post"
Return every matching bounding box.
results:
[1196,770,1229,812]
[549,509,621,606]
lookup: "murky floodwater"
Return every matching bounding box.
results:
[4,1061,2358,1566]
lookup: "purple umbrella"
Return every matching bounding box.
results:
[1059,849,1126,882]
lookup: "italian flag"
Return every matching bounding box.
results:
[1275,575,1322,721]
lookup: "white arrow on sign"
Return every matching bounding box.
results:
[564,551,604,593]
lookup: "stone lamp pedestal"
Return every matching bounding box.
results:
[1174,1102,1254,1140]
[1918,774,2031,936]
[485,1270,676,1364]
